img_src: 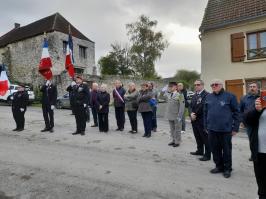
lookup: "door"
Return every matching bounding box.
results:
[225,79,244,102]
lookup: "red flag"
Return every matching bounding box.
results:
[39,37,53,80]
[65,33,75,78]
[0,65,10,96]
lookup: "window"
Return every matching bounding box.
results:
[79,46,87,59]
[247,31,266,60]
[63,41,68,54]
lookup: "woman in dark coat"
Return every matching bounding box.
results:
[244,97,266,199]
[137,83,153,138]
[96,84,110,133]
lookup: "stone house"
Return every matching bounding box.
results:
[0,12,96,94]
[200,0,266,101]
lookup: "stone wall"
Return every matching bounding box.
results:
[0,31,95,90]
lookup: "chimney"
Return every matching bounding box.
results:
[14,23,20,29]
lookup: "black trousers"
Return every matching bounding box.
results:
[42,104,54,129]
[151,106,157,129]
[209,131,232,171]
[141,112,153,137]
[127,110,138,132]
[86,107,90,122]
[12,108,25,129]
[115,107,125,130]
[91,106,98,126]
[74,105,87,133]
[254,153,266,199]
[98,113,109,132]
[192,119,211,157]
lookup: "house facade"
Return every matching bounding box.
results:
[200,0,266,101]
[0,13,96,93]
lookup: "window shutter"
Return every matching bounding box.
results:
[231,32,245,62]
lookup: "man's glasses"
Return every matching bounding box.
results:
[210,83,220,87]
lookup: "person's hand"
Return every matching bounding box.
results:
[51,105,55,110]
[191,113,196,121]
[177,117,182,122]
[99,105,103,110]
[83,104,87,108]
[71,81,76,87]
[255,98,263,112]
[20,108,24,112]
[232,131,237,136]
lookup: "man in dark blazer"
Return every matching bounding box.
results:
[71,76,90,135]
[190,80,210,161]
[40,80,57,133]
[11,84,29,131]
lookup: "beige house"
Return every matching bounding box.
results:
[200,0,266,101]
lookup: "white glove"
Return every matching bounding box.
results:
[51,105,55,110]
[20,108,24,112]
[71,81,76,87]
[84,104,87,108]
[177,117,182,122]
[10,96,14,100]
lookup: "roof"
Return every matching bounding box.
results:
[0,12,94,47]
[200,0,266,33]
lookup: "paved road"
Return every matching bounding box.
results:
[0,106,257,199]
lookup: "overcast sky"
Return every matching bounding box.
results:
[0,0,208,77]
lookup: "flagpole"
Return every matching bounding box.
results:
[68,24,75,81]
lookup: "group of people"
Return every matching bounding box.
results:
[9,76,266,199]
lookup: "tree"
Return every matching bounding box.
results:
[126,15,168,79]
[98,43,134,76]
[174,69,200,90]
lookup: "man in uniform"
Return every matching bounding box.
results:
[72,76,90,135]
[40,80,57,133]
[165,82,185,147]
[190,80,210,161]
[67,80,76,115]
[90,82,99,127]
[11,84,29,131]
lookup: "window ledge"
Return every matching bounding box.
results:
[244,58,266,63]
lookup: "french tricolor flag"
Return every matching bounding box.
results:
[65,33,75,78]
[39,37,53,80]
[0,65,10,96]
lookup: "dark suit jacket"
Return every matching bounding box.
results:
[40,84,57,105]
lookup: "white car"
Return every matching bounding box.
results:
[0,84,35,105]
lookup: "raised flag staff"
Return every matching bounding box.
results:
[39,33,53,80]
[65,25,75,78]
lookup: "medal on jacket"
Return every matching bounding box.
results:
[197,97,202,104]
[78,87,83,92]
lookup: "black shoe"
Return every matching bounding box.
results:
[190,151,204,156]
[223,170,231,178]
[91,125,98,127]
[72,132,81,135]
[153,128,157,132]
[17,128,24,132]
[128,130,133,133]
[41,128,49,132]
[132,130,137,134]
[199,156,211,161]
[173,143,180,147]
[210,168,224,174]
[12,128,18,131]
[146,135,151,138]
[116,128,121,131]
[49,128,54,133]
[142,135,147,137]
[80,132,85,136]
[168,142,175,146]
[120,128,124,131]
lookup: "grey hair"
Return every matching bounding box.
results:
[210,79,223,86]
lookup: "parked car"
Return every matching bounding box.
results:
[0,84,35,105]
[56,93,71,109]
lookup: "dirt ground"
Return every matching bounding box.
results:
[0,105,257,199]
